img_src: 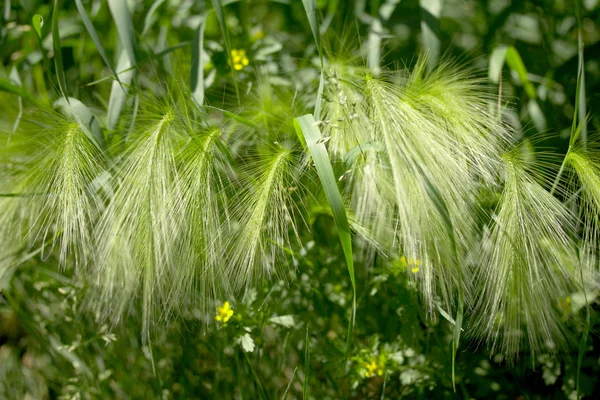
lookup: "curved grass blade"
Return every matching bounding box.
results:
[75,0,121,84]
[294,114,356,365]
[191,20,205,108]
[107,50,134,130]
[108,0,137,66]
[54,96,104,148]
[52,0,68,99]
[211,0,239,104]
[142,0,165,37]
[32,14,43,39]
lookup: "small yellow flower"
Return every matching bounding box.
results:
[364,358,385,378]
[230,49,249,71]
[216,301,234,323]
[400,256,421,273]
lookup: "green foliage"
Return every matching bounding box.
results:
[1,0,600,399]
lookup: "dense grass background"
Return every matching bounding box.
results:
[1,0,599,398]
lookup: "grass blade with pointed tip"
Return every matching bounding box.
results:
[211,0,239,104]
[75,0,121,84]
[52,0,68,99]
[191,20,205,108]
[108,0,137,66]
[294,114,356,365]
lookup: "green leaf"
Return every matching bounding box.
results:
[211,0,239,104]
[294,114,356,364]
[52,0,68,99]
[32,14,43,39]
[190,20,205,108]
[108,0,137,66]
[107,51,135,130]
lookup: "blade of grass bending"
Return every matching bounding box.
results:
[302,324,310,400]
[52,0,68,99]
[294,114,356,365]
[54,96,104,148]
[108,0,137,66]
[302,0,325,119]
[211,0,239,104]
[420,0,442,71]
[142,0,165,37]
[75,0,121,85]
[191,20,205,108]
[107,50,134,130]
[205,105,261,130]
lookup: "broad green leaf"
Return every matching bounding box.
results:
[75,0,121,84]
[294,114,356,364]
[52,0,68,99]
[190,20,205,108]
[211,0,239,103]
[107,51,135,130]
[108,0,137,66]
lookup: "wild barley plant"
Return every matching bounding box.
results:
[0,50,597,365]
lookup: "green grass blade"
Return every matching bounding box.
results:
[75,0,121,84]
[205,105,261,130]
[142,0,165,37]
[54,96,104,148]
[294,114,356,365]
[107,50,134,130]
[302,0,323,65]
[489,45,536,99]
[575,0,587,147]
[420,0,442,71]
[282,366,297,400]
[191,20,205,108]
[108,0,137,66]
[301,0,325,119]
[302,324,310,400]
[211,0,239,104]
[52,0,68,99]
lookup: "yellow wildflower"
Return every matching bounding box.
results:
[364,358,385,378]
[216,301,234,323]
[400,256,421,273]
[230,49,249,71]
